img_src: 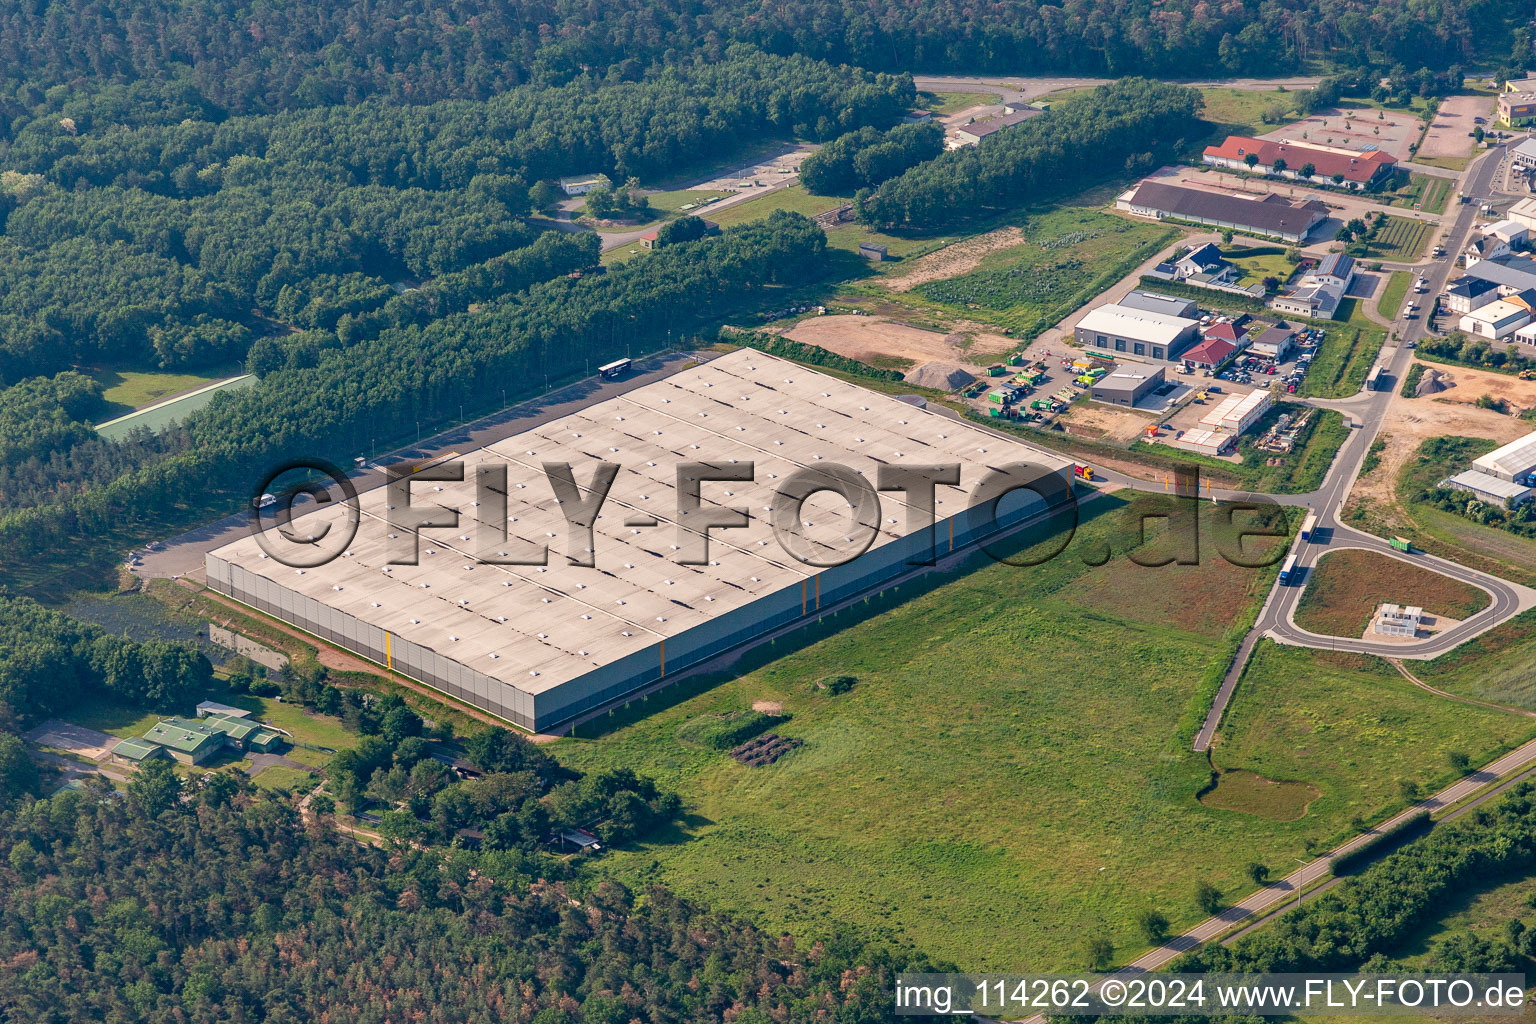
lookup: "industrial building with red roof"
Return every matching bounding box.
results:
[1182,336,1239,369]
[1202,135,1397,187]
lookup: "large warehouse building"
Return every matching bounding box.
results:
[207,350,1073,732]
[1074,304,1200,362]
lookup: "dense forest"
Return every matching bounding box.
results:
[0,779,936,1022]
[0,49,909,383]
[0,0,1520,121]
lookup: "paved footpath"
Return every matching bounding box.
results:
[1016,732,1536,1023]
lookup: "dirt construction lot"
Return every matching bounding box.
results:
[1424,362,1536,411]
[1060,402,1157,442]
[783,315,1012,371]
[1418,94,1494,161]
[1350,365,1536,508]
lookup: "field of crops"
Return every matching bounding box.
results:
[903,208,1180,338]
[1366,215,1432,260]
[1386,174,1451,215]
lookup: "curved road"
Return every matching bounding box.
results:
[1185,143,1533,755]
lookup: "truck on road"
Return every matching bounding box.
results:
[1389,535,1413,553]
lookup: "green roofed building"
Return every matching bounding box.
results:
[142,719,222,765]
[111,737,167,763]
[203,714,260,747]
[249,730,285,754]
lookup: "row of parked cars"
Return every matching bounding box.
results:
[1214,345,1317,393]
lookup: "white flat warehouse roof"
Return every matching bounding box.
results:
[1077,305,1198,346]
[1450,469,1535,499]
[208,349,1070,702]
[1473,432,1536,478]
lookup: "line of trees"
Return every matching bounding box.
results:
[855,79,1203,232]
[800,121,943,195]
[1178,781,1536,972]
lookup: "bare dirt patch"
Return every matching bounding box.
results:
[783,315,1011,370]
[1418,94,1493,161]
[1351,372,1532,508]
[1294,548,1490,637]
[882,226,1024,292]
[1060,403,1157,442]
[751,700,784,714]
[1427,363,1536,412]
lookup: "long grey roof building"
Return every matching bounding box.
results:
[1119,181,1326,243]
[207,350,1073,732]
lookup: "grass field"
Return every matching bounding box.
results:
[706,184,848,228]
[1198,769,1318,821]
[1217,642,1536,830]
[252,765,318,792]
[645,188,732,215]
[1293,548,1490,636]
[1362,215,1433,260]
[1416,604,1536,710]
[1198,88,1301,134]
[550,494,1487,971]
[889,207,1180,339]
[1377,270,1412,320]
[68,701,165,739]
[1229,251,1294,287]
[1297,313,1386,398]
[88,365,241,421]
[917,90,1001,115]
[1411,153,1473,173]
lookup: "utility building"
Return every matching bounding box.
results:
[1374,604,1422,637]
[1090,367,1165,407]
[207,351,1073,733]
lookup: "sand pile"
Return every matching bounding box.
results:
[904,361,976,391]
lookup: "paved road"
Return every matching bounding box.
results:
[913,74,1324,106]
[1015,730,1536,1023]
[1188,143,1523,751]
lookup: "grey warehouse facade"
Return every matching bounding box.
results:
[207,350,1073,732]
